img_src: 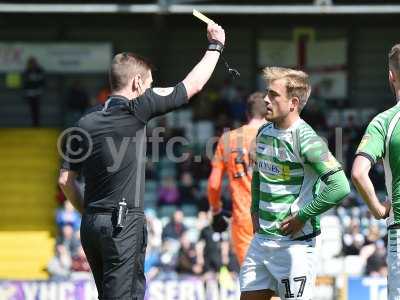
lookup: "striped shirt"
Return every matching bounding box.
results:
[252,118,342,239]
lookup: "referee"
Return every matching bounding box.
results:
[58,23,225,300]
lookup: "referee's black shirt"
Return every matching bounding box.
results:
[61,83,188,212]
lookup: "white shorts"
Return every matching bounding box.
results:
[388,229,400,300]
[239,233,317,300]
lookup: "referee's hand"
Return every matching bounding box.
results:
[212,210,231,233]
[207,23,225,46]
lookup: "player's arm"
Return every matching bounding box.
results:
[208,134,231,232]
[351,119,390,219]
[58,125,85,214]
[182,23,225,98]
[282,133,350,235]
[297,135,350,222]
[351,156,390,219]
[208,135,227,214]
[296,169,350,223]
[58,169,84,214]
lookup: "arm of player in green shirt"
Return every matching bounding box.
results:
[352,156,390,219]
[297,133,350,222]
[297,170,350,222]
[351,115,391,219]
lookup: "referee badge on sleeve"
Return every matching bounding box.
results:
[152,87,174,96]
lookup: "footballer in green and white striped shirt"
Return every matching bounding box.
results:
[240,67,350,300]
[352,44,400,300]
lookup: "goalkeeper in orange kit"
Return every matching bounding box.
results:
[208,92,267,265]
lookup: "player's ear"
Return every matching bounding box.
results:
[389,69,396,84]
[290,97,300,112]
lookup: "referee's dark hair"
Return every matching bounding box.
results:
[246,91,267,119]
[109,52,153,93]
[389,44,400,77]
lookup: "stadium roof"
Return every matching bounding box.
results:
[2,0,400,14]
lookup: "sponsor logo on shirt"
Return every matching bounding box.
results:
[258,160,281,175]
[258,159,291,180]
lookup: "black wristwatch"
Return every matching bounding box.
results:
[208,40,224,53]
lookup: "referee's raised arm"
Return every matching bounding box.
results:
[130,22,225,123]
[182,22,225,99]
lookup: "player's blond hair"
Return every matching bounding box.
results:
[389,44,400,78]
[263,67,311,112]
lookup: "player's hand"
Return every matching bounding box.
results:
[207,23,225,46]
[212,210,231,233]
[383,200,391,218]
[280,214,305,237]
[374,199,391,219]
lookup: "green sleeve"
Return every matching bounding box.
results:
[300,129,342,177]
[297,170,350,222]
[251,170,260,214]
[356,116,386,164]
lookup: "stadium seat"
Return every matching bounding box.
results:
[158,205,178,219]
[344,255,365,276]
[320,215,343,259]
[0,129,59,279]
[181,204,198,217]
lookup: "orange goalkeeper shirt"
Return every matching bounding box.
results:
[208,124,260,223]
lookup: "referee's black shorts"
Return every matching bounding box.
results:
[80,209,147,300]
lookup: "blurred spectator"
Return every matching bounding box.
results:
[22,56,45,127]
[157,176,180,207]
[197,212,228,273]
[178,150,196,175]
[179,172,200,207]
[47,245,71,280]
[71,245,90,273]
[162,210,187,241]
[364,224,381,245]
[342,220,365,255]
[158,239,180,276]
[56,224,81,256]
[146,209,163,248]
[176,232,201,274]
[56,200,81,232]
[144,244,161,280]
[365,240,388,276]
[65,80,90,126]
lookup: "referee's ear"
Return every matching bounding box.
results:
[132,75,140,92]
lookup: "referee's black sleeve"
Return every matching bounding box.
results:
[132,82,188,123]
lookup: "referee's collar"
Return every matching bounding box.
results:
[103,95,130,111]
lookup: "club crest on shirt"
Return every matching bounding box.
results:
[357,134,370,153]
[278,148,286,160]
[152,87,174,96]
